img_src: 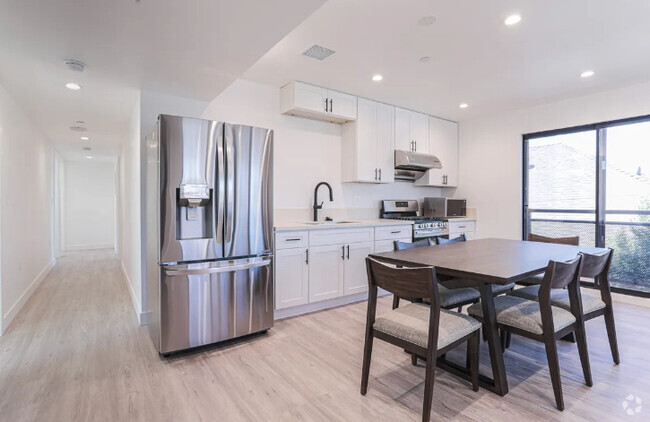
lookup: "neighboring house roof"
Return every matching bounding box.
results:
[529,142,650,212]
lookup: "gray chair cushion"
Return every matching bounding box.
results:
[490,282,516,295]
[510,285,606,314]
[467,296,576,335]
[438,285,481,308]
[374,303,481,350]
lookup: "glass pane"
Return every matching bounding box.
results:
[605,121,650,292]
[527,130,597,245]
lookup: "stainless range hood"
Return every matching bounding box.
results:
[394,150,442,181]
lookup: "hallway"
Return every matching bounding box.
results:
[2,250,650,421]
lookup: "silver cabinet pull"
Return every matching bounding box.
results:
[165,259,271,276]
[341,245,345,260]
[329,98,333,113]
[378,168,381,181]
[458,226,466,229]
[305,249,309,265]
[285,238,301,242]
[391,230,401,234]
[324,98,329,112]
[374,168,378,180]
[346,245,350,260]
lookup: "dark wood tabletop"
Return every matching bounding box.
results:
[369,238,607,285]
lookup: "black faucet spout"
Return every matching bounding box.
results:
[313,182,334,222]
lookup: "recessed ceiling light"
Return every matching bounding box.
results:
[419,56,432,63]
[580,70,595,78]
[64,59,86,73]
[81,136,90,141]
[459,103,469,109]
[418,16,437,26]
[504,15,522,26]
[65,82,81,90]
[372,74,383,82]
[85,155,93,159]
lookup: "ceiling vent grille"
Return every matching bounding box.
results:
[301,44,335,61]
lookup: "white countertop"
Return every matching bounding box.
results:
[445,217,476,223]
[274,218,413,232]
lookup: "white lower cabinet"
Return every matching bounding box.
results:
[308,244,345,303]
[343,241,374,295]
[275,247,309,310]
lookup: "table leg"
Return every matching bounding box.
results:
[479,283,508,396]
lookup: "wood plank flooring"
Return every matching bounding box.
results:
[1,250,649,421]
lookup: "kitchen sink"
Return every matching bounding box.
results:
[304,220,360,225]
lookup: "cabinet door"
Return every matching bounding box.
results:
[411,111,429,153]
[376,102,395,183]
[293,82,328,114]
[275,248,309,310]
[309,244,344,303]
[428,116,458,187]
[344,242,374,295]
[328,89,358,119]
[394,107,412,151]
[356,98,379,182]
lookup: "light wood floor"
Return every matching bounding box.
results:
[1,250,649,421]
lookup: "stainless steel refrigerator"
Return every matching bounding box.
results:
[145,114,273,355]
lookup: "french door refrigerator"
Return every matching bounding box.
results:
[145,115,273,354]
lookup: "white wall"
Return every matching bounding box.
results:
[0,82,54,334]
[63,160,116,251]
[120,90,208,323]
[201,79,443,219]
[456,80,650,240]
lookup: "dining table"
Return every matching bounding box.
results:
[368,237,608,396]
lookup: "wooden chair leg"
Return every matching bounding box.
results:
[411,353,418,366]
[457,306,463,313]
[604,308,621,364]
[505,331,512,349]
[560,332,576,343]
[500,329,508,351]
[574,325,593,387]
[469,332,480,392]
[482,323,488,342]
[544,337,564,411]
[421,353,437,422]
[360,332,374,395]
[392,295,400,310]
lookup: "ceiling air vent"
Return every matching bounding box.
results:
[301,44,335,61]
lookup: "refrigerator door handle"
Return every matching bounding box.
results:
[225,124,236,250]
[215,123,226,245]
[164,259,271,276]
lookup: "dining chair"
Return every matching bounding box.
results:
[467,255,592,411]
[436,234,466,245]
[509,249,619,364]
[392,240,481,311]
[517,233,580,286]
[361,258,481,422]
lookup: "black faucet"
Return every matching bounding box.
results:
[313,182,334,222]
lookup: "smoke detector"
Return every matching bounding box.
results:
[301,44,335,61]
[70,121,87,132]
[65,59,87,72]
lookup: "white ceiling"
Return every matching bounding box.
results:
[0,0,326,160]
[243,0,650,122]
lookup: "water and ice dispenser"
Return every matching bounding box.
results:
[176,183,213,240]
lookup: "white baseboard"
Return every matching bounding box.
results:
[65,243,114,251]
[2,259,55,335]
[121,262,146,325]
[274,290,390,321]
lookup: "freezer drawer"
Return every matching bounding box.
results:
[159,257,273,354]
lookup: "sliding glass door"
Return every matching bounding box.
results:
[523,116,650,295]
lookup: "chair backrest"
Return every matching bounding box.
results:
[437,234,466,245]
[394,238,434,251]
[528,233,579,246]
[580,249,613,279]
[365,257,439,305]
[538,255,583,327]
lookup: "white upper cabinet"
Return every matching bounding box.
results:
[415,116,459,188]
[342,98,395,183]
[395,107,429,153]
[280,81,357,123]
